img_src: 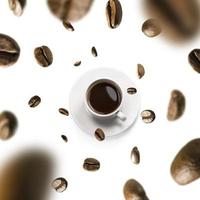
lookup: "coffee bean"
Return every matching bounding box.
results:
[188,49,200,73]
[131,147,140,165]
[141,110,155,123]
[61,135,68,142]
[51,177,68,193]
[0,111,17,140]
[28,95,41,108]
[59,108,69,116]
[8,0,26,16]
[47,0,94,22]
[63,21,74,32]
[106,0,123,29]
[0,34,20,67]
[142,19,161,37]
[167,90,185,121]
[123,179,149,200]
[137,64,145,79]
[34,46,53,67]
[91,46,98,57]
[94,128,105,141]
[127,87,137,95]
[74,60,81,66]
[171,139,200,185]
[83,158,100,171]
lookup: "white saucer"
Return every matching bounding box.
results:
[69,68,140,137]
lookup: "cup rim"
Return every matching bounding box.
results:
[85,78,123,118]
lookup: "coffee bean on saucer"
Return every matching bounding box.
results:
[74,60,81,66]
[8,0,26,16]
[94,128,105,141]
[142,19,161,38]
[34,46,53,67]
[131,147,140,165]
[63,21,74,32]
[59,108,69,116]
[28,95,41,108]
[123,179,149,200]
[51,177,68,192]
[83,158,100,171]
[91,47,98,57]
[141,110,155,123]
[61,135,68,142]
[137,64,145,79]
[0,34,20,67]
[127,87,137,95]
[171,138,200,185]
[188,49,200,73]
[106,0,122,29]
[167,90,185,121]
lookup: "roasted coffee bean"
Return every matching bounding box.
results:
[8,0,26,16]
[167,90,185,121]
[74,60,81,66]
[61,135,68,142]
[106,0,122,29]
[83,158,100,171]
[91,46,98,57]
[28,95,41,108]
[141,110,155,123]
[127,87,137,95]
[0,34,20,67]
[52,177,68,193]
[0,111,17,140]
[47,0,94,22]
[34,46,53,67]
[188,49,200,73]
[145,0,200,41]
[171,138,200,185]
[94,128,105,141]
[59,108,69,116]
[137,64,145,79]
[131,147,140,165]
[123,179,149,200]
[63,21,74,31]
[142,19,161,37]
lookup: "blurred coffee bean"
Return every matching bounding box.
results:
[91,46,98,57]
[142,19,161,37]
[123,179,149,200]
[167,90,185,121]
[106,0,122,29]
[51,177,68,193]
[59,108,69,116]
[145,0,200,41]
[137,64,145,79]
[127,87,137,95]
[0,34,20,67]
[61,135,68,143]
[141,110,155,123]
[171,139,200,185]
[83,158,100,171]
[94,128,105,141]
[131,147,140,165]
[74,60,81,66]
[28,95,41,108]
[63,21,74,32]
[0,111,17,140]
[8,0,26,16]
[47,0,93,22]
[34,46,53,67]
[188,49,200,73]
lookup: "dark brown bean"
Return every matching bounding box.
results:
[34,46,53,67]
[188,49,200,73]
[91,47,98,57]
[59,108,69,116]
[142,19,161,37]
[74,60,81,66]
[8,0,26,16]
[94,128,105,141]
[28,95,41,108]
[83,158,100,171]
[167,90,185,121]
[131,147,140,165]
[137,64,145,79]
[51,177,68,193]
[63,21,74,31]
[171,138,200,185]
[141,110,155,123]
[61,135,68,142]
[127,87,137,95]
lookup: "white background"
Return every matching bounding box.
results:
[0,0,200,199]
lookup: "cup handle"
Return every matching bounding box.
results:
[117,111,126,121]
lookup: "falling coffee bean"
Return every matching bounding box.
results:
[106,0,123,29]
[127,87,137,95]
[131,147,140,165]
[167,90,185,121]
[28,95,41,108]
[47,0,94,22]
[141,110,155,123]
[74,60,81,66]
[83,158,100,171]
[188,49,200,73]
[63,21,74,32]
[0,34,20,67]
[142,19,161,38]
[171,138,200,185]
[94,128,105,141]
[91,46,98,57]
[0,111,17,140]
[123,179,149,200]
[61,135,68,143]
[8,0,26,16]
[34,46,53,67]
[137,64,145,79]
[51,177,68,193]
[59,108,69,116]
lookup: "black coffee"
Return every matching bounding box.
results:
[87,80,121,115]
